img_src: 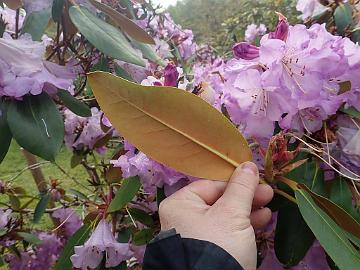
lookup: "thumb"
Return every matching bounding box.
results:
[218,162,259,215]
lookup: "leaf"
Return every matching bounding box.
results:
[295,189,360,270]
[286,160,326,196]
[341,106,360,120]
[334,3,353,35]
[52,0,64,23]
[330,177,354,216]
[9,195,20,210]
[17,232,43,245]
[22,8,51,41]
[132,40,164,66]
[3,0,22,10]
[0,100,12,163]
[274,204,314,267]
[132,228,154,245]
[33,193,50,223]
[88,72,252,181]
[58,89,91,117]
[107,176,141,213]
[88,0,155,44]
[352,29,360,43]
[114,64,133,81]
[156,187,166,208]
[70,153,83,168]
[7,93,64,162]
[0,255,4,267]
[69,5,145,66]
[54,224,91,270]
[300,184,360,240]
[105,166,122,184]
[117,228,131,243]
[128,208,153,226]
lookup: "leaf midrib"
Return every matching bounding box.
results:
[109,87,241,169]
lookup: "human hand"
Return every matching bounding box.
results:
[159,162,274,270]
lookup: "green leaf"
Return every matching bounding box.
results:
[69,6,145,66]
[286,160,326,196]
[133,228,154,245]
[117,228,131,243]
[330,177,355,216]
[0,255,5,267]
[52,0,64,23]
[301,184,360,240]
[87,0,155,44]
[107,176,141,213]
[274,204,314,267]
[341,106,360,120]
[334,3,353,35]
[7,92,64,162]
[33,193,50,223]
[58,89,91,117]
[156,187,166,208]
[128,208,153,227]
[296,189,360,269]
[132,40,164,66]
[352,29,360,44]
[22,9,51,41]
[0,100,12,163]
[54,224,91,270]
[114,64,133,81]
[70,153,83,168]
[17,232,43,245]
[9,195,20,210]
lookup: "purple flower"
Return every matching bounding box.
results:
[163,63,179,87]
[232,42,260,60]
[5,232,63,270]
[111,141,194,194]
[0,6,25,32]
[269,15,289,41]
[52,208,82,238]
[0,34,76,98]
[0,208,11,229]
[71,219,133,269]
[63,107,107,153]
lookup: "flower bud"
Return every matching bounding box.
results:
[269,13,289,41]
[163,63,179,87]
[232,42,260,60]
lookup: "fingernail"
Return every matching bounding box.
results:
[240,162,258,176]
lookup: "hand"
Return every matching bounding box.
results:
[159,162,274,270]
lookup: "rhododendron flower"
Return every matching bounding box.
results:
[111,142,192,194]
[0,34,76,98]
[63,108,107,153]
[163,63,179,87]
[296,0,328,20]
[70,219,133,269]
[52,208,82,238]
[5,232,62,270]
[232,42,260,60]
[0,208,11,229]
[336,115,360,176]
[0,6,24,32]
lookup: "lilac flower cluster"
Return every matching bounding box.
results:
[224,19,360,141]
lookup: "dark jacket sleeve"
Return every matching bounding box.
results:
[142,229,244,270]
